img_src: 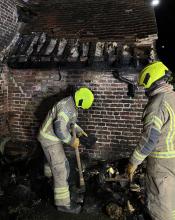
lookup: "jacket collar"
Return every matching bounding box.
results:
[69,96,76,108]
[149,83,174,97]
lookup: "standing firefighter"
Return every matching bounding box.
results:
[37,87,94,214]
[127,61,175,220]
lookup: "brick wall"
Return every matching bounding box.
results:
[5,68,147,159]
[0,0,18,52]
[0,66,8,134]
[0,0,154,160]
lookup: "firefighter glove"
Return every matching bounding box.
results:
[127,163,138,182]
[70,137,80,148]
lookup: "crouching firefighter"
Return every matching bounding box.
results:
[37,87,94,214]
[127,61,175,220]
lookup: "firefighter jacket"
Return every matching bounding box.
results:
[130,83,175,166]
[37,96,84,146]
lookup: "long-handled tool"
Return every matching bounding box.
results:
[75,145,85,189]
[71,124,85,190]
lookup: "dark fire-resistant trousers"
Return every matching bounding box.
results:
[146,158,175,220]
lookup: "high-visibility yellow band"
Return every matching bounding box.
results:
[165,102,172,151]
[164,102,175,151]
[40,130,59,141]
[144,112,154,124]
[55,192,70,200]
[54,186,69,193]
[133,150,146,161]
[54,186,70,200]
[44,164,52,177]
[75,123,79,128]
[150,150,175,158]
[43,117,52,133]
[144,114,163,130]
[154,116,163,130]
[172,211,175,218]
[62,135,71,144]
[58,111,69,122]
[40,117,60,141]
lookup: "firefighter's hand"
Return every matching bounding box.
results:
[70,137,80,148]
[127,163,138,182]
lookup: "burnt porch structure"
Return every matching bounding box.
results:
[1,0,158,159]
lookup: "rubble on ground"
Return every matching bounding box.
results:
[0,139,151,220]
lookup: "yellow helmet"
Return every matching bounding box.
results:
[138,61,169,89]
[75,87,94,109]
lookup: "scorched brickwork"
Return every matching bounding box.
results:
[0,66,9,134]
[0,0,18,52]
[6,68,147,159]
[0,0,156,159]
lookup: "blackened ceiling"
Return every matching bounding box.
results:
[6,0,158,70]
[22,0,157,41]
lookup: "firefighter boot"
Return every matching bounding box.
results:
[71,192,84,204]
[57,202,81,214]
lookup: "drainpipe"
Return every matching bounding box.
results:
[112,70,138,98]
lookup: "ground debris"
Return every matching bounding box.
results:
[0,142,150,220]
[106,202,124,220]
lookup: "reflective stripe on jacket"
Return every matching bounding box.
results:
[130,83,175,166]
[37,96,83,146]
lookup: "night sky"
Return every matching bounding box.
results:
[155,0,175,72]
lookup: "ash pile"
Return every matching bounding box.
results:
[81,157,151,220]
[0,137,151,220]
